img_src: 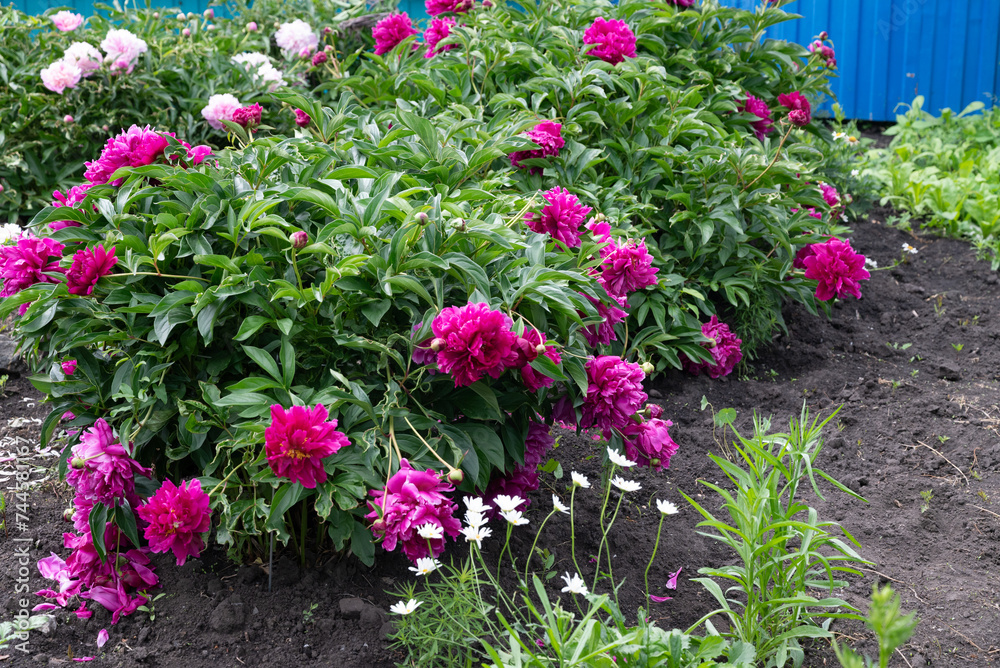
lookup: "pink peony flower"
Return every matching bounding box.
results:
[66,419,150,505]
[63,42,103,77]
[50,184,92,230]
[264,404,351,488]
[581,292,628,347]
[582,18,637,65]
[66,245,117,296]
[425,0,467,15]
[586,217,612,242]
[623,417,678,470]
[424,17,458,58]
[275,20,318,56]
[187,145,212,164]
[137,478,211,566]
[83,579,147,625]
[201,94,241,131]
[581,356,647,437]
[740,94,774,140]
[231,103,262,129]
[373,13,419,55]
[524,187,591,248]
[311,51,328,66]
[100,29,147,69]
[366,459,461,562]
[518,328,562,392]
[509,121,565,172]
[667,0,694,5]
[51,11,84,31]
[62,360,77,375]
[819,183,841,207]
[41,60,82,94]
[682,316,742,379]
[599,238,659,299]
[0,234,65,299]
[778,91,811,126]
[84,125,171,186]
[431,302,519,386]
[802,237,870,301]
[294,108,312,127]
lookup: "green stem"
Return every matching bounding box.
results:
[120,271,210,282]
[569,485,582,578]
[644,513,667,619]
[591,466,616,592]
[524,509,557,584]
[599,494,625,601]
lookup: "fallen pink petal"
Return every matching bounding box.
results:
[649,595,673,603]
[666,567,683,589]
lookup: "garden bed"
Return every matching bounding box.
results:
[2,206,998,666]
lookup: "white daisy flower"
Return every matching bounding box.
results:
[656,499,679,515]
[847,136,860,146]
[464,496,489,515]
[416,523,443,540]
[607,447,637,468]
[571,471,590,489]
[408,557,441,576]
[552,494,569,514]
[833,131,846,141]
[611,476,641,493]
[389,598,422,615]
[493,495,525,514]
[851,169,860,177]
[560,572,588,595]
[902,243,918,255]
[464,510,487,529]
[500,510,529,526]
[864,257,878,269]
[461,524,492,548]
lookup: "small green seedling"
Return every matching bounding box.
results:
[936,435,950,444]
[834,584,918,668]
[977,490,989,503]
[951,343,964,352]
[910,369,919,378]
[303,602,319,625]
[137,592,169,623]
[919,490,934,513]
[886,342,912,351]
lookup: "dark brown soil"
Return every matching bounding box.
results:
[2,210,999,667]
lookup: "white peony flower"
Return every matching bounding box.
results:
[275,19,318,57]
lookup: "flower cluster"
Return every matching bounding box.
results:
[264,404,351,488]
[624,414,679,471]
[809,37,836,68]
[509,121,565,172]
[0,235,65,311]
[740,94,774,140]
[682,316,743,379]
[583,18,637,65]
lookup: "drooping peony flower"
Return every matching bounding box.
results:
[524,187,591,248]
[373,13,419,55]
[100,29,147,69]
[83,578,147,625]
[598,238,659,299]
[819,183,841,208]
[63,42,103,77]
[40,60,82,94]
[423,17,458,58]
[51,10,84,32]
[582,17,637,65]
[778,91,812,126]
[366,459,462,562]
[294,108,312,127]
[66,245,117,296]
[509,121,565,172]
[802,237,870,301]
[275,20,318,57]
[264,404,351,488]
[200,94,241,131]
[523,421,553,469]
[231,103,262,129]
[431,302,519,386]
[66,419,150,504]
[518,328,562,392]
[137,478,211,566]
[0,234,65,299]
[580,356,647,437]
[581,292,628,347]
[740,94,774,140]
[84,125,171,186]
[682,316,742,379]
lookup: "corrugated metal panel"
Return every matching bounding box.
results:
[13,0,1000,120]
[17,0,210,16]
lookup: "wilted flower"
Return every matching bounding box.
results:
[598,237,659,298]
[740,94,774,140]
[264,404,350,489]
[84,125,171,186]
[611,476,641,492]
[560,572,588,595]
[778,91,812,126]
[408,557,441,576]
[623,418,679,471]
[682,316,742,379]
[423,17,458,59]
[66,419,150,505]
[582,17,637,65]
[509,121,564,172]
[51,10,84,31]
[40,60,82,94]
[431,302,518,386]
[390,598,422,615]
[802,237,870,300]
[201,94,241,131]
[581,292,628,347]
[66,244,118,296]
[517,328,562,392]
[656,499,679,515]
[275,20,318,56]
[373,13,419,55]
[819,183,841,208]
[581,356,647,436]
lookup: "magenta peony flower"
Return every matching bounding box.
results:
[63,42,103,77]
[231,103,262,129]
[311,51,328,66]
[40,60,82,94]
[187,145,212,164]
[51,10,84,31]
[200,94,241,131]
[599,238,659,299]
[66,419,151,504]
[586,217,612,242]
[481,465,538,517]
[518,328,562,392]
[0,234,65,299]
[275,20,318,56]
[100,29,147,69]
[623,418,678,470]
[294,108,312,127]
[509,121,565,172]
[791,207,823,221]
[581,292,628,347]
[819,183,841,207]
[66,244,117,296]
[426,0,459,16]
[740,94,774,140]
[431,302,519,386]
[582,17,637,65]
[581,356,647,437]
[264,404,351,488]
[62,360,77,375]
[682,316,742,379]
[83,579,147,625]
[366,459,461,562]
[667,0,695,5]
[424,17,458,58]
[137,478,211,566]
[778,91,812,126]
[802,237,870,301]
[373,13,419,55]
[524,187,591,248]
[84,125,171,186]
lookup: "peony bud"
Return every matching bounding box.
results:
[182,28,190,36]
[641,361,654,375]
[650,458,661,468]
[453,218,466,231]
[371,518,385,532]
[483,0,493,6]
[447,469,464,484]
[324,44,334,53]
[203,8,214,19]
[207,24,215,30]
[247,21,258,32]
[273,21,280,28]
[415,212,429,225]
[177,13,185,20]
[535,343,547,355]
[63,508,75,522]
[153,12,159,18]
[311,51,328,67]
[188,12,197,19]
[63,115,74,123]
[290,231,308,249]
[70,457,86,469]
[430,338,446,352]
[819,30,829,40]
[101,125,109,132]
[0,184,4,193]
[324,26,333,34]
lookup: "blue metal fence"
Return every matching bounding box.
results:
[13,0,1000,121]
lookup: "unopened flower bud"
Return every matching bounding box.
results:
[102,125,109,132]
[706,337,717,349]
[324,44,334,53]
[182,28,190,36]
[535,343,547,355]
[640,361,654,375]
[187,12,197,19]
[71,457,86,469]
[415,212,429,225]
[0,185,4,193]
[372,518,385,532]
[430,338,447,352]
[819,31,828,40]
[273,21,280,28]
[650,458,661,468]
[290,231,308,249]
[207,24,215,30]
[483,0,493,6]
[63,508,75,522]
[63,114,74,123]
[246,21,258,31]
[324,26,333,34]
[311,51,328,67]
[447,469,464,484]
[453,218,466,231]
[176,13,185,20]
[153,12,159,18]
[203,8,214,19]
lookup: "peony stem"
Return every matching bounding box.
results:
[744,122,794,192]
[402,416,458,475]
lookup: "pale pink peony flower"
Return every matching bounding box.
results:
[524,187,591,248]
[66,419,151,504]
[84,125,171,186]
[598,237,659,299]
[367,459,461,562]
[509,121,565,172]
[63,42,103,77]
[423,17,458,58]
[740,94,774,140]
[802,237,870,301]
[582,17,637,65]
[778,91,811,126]
[431,302,519,386]
[275,20,318,57]
[581,356,647,437]
[51,11,84,32]
[518,328,562,392]
[682,316,742,379]
[40,60,82,94]
[264,404,351,488]
[66,244,118,296]
[623,417,678,470]
[200,93,241,130]
[0,234,65,300]
[137,478,211,566]
[373,13,419,55]
[100,29,147,69]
